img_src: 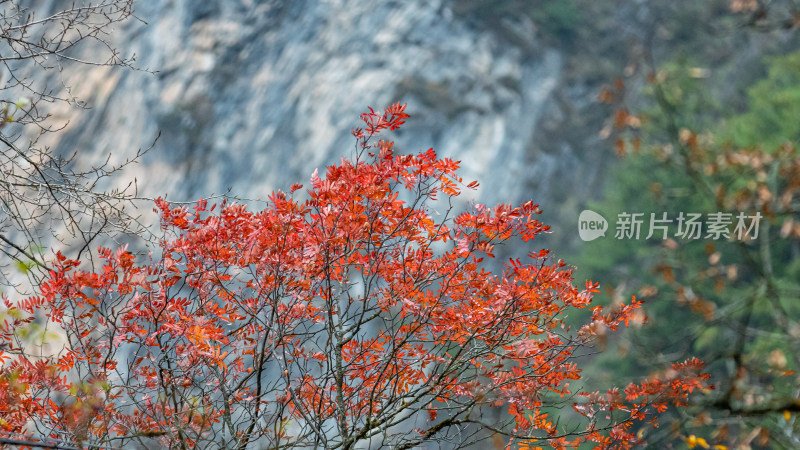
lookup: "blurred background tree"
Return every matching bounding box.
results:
[569,2,800,446]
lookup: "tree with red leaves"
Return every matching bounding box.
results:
[0,104,708,449]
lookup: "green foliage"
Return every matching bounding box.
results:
[576,152,717,374]
[11,244,46,275]
[722,50,800,149]
[528,0,583,40]
[572,46,800,446]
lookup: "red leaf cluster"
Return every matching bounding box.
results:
[0,105,709,449]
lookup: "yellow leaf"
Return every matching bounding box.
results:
[712,445,727,450]
[686,435,697,448]
[784,410,792,421]
[696,437,709,448]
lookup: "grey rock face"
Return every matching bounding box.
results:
[33,0,603,230]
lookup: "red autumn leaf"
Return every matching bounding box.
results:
[0,105,708,450]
